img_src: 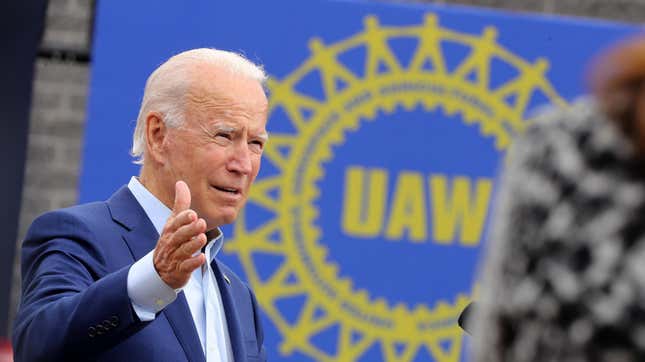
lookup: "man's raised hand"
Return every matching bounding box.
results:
[153,181,207,289]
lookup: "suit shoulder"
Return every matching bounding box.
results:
[36,201,108,222]
[28,202,110,240]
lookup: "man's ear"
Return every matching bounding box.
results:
[145,112,167,164]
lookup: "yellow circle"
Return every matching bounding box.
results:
[226,14,567,362]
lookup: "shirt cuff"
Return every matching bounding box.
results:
[127,250,178,321]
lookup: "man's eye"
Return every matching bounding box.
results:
[249,140,264,153]
[214,133,232,141]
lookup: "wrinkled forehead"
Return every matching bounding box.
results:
[186,97,268,133]
[184,68,268,128]
[188,62,266,97]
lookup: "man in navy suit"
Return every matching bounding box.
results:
[13,48,269,361]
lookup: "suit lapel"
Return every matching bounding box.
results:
[107,186,205,362]
[164,293,207,362]
[211,260,245,362]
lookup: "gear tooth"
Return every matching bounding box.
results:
[424,13,438,27]
[374,298,388,311]
[445,103,457,115]
[318,264,331,278]
[415,304,432,317]
[318,148,331,163]
[463,111,474,123]
[318,244,328,258]
[363,15,379,29]
[381,101,392,113]
[329,263,339,276]
[403,98,415,110]
[302,203,313,218]
[456,294,472,307]
[393,303,408,314]
[319,262,333,278]
[345,277,355,291]
[435,302,450,314]
[321,149,332,162]
[483,26,498,40]
[536,57,549,72]
[311,227,322,241]
[308,37,324,52]
[329,131,343,145]
[356,289,369,302]
[309,167,320,180]
[480,121,492,134]
[309,244,322,258]
[338,278,351,291]
[421,99,433,112]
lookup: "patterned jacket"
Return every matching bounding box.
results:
[474,97,645,362]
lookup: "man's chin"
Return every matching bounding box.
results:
[220,214,238,225]
[205,210,240,229]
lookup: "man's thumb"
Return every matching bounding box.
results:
[173,180,191,213]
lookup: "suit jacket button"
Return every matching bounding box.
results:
[96,325,106,335]
[88,326,96,338]
[110,315,119,327]
[102,320,112,329]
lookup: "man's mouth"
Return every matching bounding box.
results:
[213,185,240,194]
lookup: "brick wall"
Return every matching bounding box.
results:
[419,0,645,22]
[9,0,92,331]
[10,0,644,333]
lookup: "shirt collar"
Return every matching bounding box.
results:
[127,176,223,262]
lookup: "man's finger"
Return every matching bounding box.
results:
[166,209,197,233]
[176,233,207,258]
[171,219,206,248]
[173,180,191,214]
[179,253,206,273]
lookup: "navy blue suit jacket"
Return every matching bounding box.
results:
[13,186,266,362]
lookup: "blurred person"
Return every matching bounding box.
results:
[473,35,645,362]
[12,48,269,362]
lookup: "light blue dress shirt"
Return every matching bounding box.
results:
[126,177,233,361]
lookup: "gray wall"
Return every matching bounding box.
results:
[10,0,91,330]
[11,0,644,333]
[425,0,645,22]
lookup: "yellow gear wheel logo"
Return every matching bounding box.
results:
[225,14,567,361]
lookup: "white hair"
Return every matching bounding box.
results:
[130,48,268,164]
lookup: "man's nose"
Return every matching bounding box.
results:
[227,142,253,175]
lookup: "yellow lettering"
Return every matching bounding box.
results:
[342,167,388,237]
[430,176,492,246]
[341,166,492,247]
[385,172,427,241]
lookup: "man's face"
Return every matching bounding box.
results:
[161,68,268,229]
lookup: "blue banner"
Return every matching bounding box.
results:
[82,1,639,361]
